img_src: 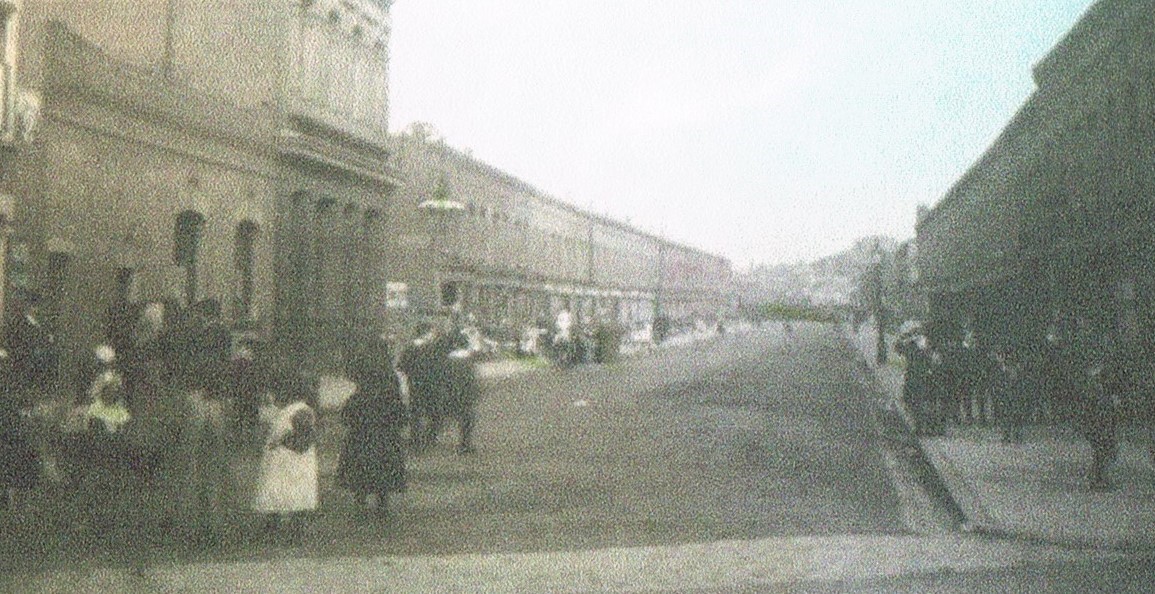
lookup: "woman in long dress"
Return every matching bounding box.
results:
[338,337,407,517]
[253,372,318,535]
[0,348,38,512]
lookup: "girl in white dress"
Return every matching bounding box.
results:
[252,374,318,536]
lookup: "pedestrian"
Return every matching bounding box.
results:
[6,292,60,407]
[165,359,230,545]
[897,333,938,436]
[229,339,262,443]
[1078,358,1119,492]
[443,346,481,455]
[83,344,130,435]
[398,322,447,451]
[997,347,1035,444]
[180,298,232,402]
[337,336,407,517]
[123,301,168,409]
[67,344,137,540]
[553,308,576,366]
[252,370,319,537]
[0,348,39,512]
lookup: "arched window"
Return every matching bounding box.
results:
[234,220,259,320]
[174,210,205,305]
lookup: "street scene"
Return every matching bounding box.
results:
[4,323,1150,592]
[3,0,1155,592]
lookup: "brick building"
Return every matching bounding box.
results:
[917,0,1155,350]
[385,129,732,340]
[0,0,399,373]
[0,0,731,376]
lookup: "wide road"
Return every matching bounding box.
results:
[285,321,907,559]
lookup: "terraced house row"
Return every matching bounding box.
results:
[0,0,732,374]
[917,0,1155,349]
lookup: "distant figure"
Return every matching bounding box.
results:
[1080,360,1119,492]
[398,323,446,450]
[442,345,481,455]
[166,360,229,543]
[896,334,938,436]
[552,309,577,366]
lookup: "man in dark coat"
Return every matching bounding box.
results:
[897,334,938,436]
[397,323,448,451]
[434,320,479,454]
[7,294,59,406]
[0,348,39,511]
[338,337,407,516]
[443,348,480,454]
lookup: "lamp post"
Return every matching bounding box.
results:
[417,174,465,313]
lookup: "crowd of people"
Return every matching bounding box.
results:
[0,293,484,556]
[896,319,1155,492]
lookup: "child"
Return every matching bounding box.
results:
[252,371,318,537]
[85,344,130,434]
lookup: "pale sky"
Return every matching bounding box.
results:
[388,1,1095,270]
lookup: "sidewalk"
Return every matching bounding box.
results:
[848,321,1155,551]
[922,424,1155,550]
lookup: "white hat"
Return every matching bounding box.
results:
[94,344,116,364]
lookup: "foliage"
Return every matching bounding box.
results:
[754,302,838,323]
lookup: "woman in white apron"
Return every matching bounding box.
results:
[253,376,318,535]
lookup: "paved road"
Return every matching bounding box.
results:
[372,322,906,556]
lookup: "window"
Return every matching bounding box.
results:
[234,220,259,320]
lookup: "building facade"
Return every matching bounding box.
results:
[0,0,730,376]
[385,130,733,340]
[917,0,1155,349]
[0,0,401,374]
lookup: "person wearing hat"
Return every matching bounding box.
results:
[67,343,134,539]
[397,322,448,451]
[84,345,130,434]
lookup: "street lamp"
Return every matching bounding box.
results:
[417,174,466,312]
